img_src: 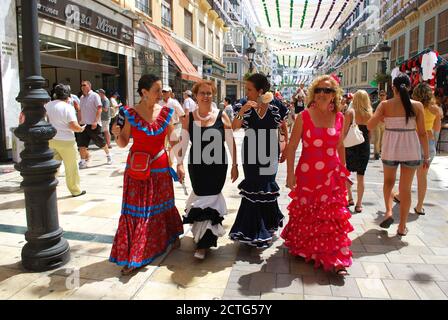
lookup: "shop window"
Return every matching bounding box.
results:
[161,0,172,29]
[424,17,435,50]
[409,26,419,57]
[39,35,76,60]
[184,9,193,42]
[135,0,152,17]
[77,43,118,67]
[438,9,448,55]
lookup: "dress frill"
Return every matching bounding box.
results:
[183,192,227,248]
[281,164,354,271]
[229,179,284,248]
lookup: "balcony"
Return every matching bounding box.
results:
[207,0,228,24]
[226,72,239,80]
[352,44,377,57]
[382,0,429,32]
[224,44,242,53]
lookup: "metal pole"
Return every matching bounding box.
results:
[15,0,70,271]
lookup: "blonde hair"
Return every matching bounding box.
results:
[352,90,373,118]
[306,75,343,112]
[412,83,434,108]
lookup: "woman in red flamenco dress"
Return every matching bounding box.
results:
[109,74,184,275]
[281,75,353,275]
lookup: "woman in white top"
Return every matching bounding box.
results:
[45,84,86,197]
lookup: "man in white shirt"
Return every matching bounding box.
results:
[159,86,185,125]
[77,80,112,168]
[45,84,86,197]
[182,90,197,113]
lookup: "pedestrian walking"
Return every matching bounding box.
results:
[281,75,353,276]
[44,84,86,197]
[178,80,239,260]
[372,90,387,159]
[76,80,112,168]
[97,89,113,149]
[182,89,197,113]
[392,83,442,215]
[367,73,429,236]
[344,90,373,213]
[229,73,289,248]
[109,74,184,275]
[223,97,234,121]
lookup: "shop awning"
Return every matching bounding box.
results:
[145,23,202,83]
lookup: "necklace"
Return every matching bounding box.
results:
[195,108,214,121]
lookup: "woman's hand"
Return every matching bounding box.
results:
[111,123,121,137]
[280,149,287,163]
[242,100,258,112]
[177,163,185,183]
[286,173,296,189]
[231,165,239,183]
[423,158,430,169]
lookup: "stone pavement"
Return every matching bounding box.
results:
[0,131,448,300]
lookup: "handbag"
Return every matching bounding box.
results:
[128,149,165,180]
[343,110,365,148]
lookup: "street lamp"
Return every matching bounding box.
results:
[246,42,256,74]
[379,41,391,91]
[14,0,70,271]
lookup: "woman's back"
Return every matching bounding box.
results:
[381,97,419,118]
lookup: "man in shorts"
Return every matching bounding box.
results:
[77,81,112,168]
[97,89,112,149]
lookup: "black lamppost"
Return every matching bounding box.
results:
[266,73,272,89]
[15,0,70,271]
[246,42,256,74]
[379,41,391,91]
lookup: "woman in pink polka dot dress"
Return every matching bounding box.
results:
[281,75,353,276]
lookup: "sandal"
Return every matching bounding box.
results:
[414,207,425,215]
[347,199,354,207]
[354,205,363,213]
[120,266,137,276]
[397,227,408,237]
[194,249,206,260]
[335,267,349,276]
[393,195,400,204]
[380,216,394,229]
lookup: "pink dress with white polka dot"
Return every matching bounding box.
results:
[281,109,353,271]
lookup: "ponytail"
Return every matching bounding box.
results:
[393,73,415,124]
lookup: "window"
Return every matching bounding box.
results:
[424,17,435,50]
[361,62,368,82]
[354,64,358,83]
[215,35,220,57]
[397,34,405,61]
[226,62,237,74]
[390,38,397,67]
[208,29,213,54]
[184,9,193,42]
[161,0,172,29]
[135,0,152,17]
[199,22,205,49]
[377,60,383,74]
[409,26,419,57]
[438,9,448,55]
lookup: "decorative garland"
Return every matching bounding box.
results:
[310,0,322,29]
[304,56,311,68]
[261,0,271,27]
[276,0,282,28]
[339,0,364,30]
[294,56,298,68]
[320,0,335,29]
[257,34,331,47]
[300,0,309,29]
[290,0,294,28]
[329,0,349,29]
[298,56,304,68]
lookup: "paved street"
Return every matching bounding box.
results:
[1,131,448,300]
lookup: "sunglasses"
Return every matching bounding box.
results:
[314,87,335,94]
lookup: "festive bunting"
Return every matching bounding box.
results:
[339,1,364,30]
[310,0,322,29]
[290,0,294,28]
[298,56,304,68]
[329,0,349,29]
[304,56,311,68]
[300,0,309,29]
[294,56,298,68]
[261,0,271,28]
[276,0,282,28]
[321,0,335,29]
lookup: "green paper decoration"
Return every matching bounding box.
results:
[276,0,282,28]
[300,0,309,29]
[261,0,271,27]
[290,0,294,28]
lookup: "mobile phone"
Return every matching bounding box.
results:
[116,108,125,128]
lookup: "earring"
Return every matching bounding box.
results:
[309,102,316,108]
[328,100,335,111]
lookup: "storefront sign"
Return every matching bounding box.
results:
[37,0,134,46]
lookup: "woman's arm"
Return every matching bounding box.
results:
[337,116,346,166]
[232,101,256,130]
[286,113,303,189]
[367,102,385,131]
[222,112,239,183]
[343,109,354,139]
[415,102,429,167]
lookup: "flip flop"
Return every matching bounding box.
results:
[397,227,408,237]
[347,199,354,207]
[414,207,426,215]
[393,196,400,203]
[335,267,349,276]
[380,216,394,229]
[355,205,363,213]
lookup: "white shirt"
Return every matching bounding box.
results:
[422,52,438,81]
[110,97,121,117]
[159,97,185,123]
[80,90,102,125]
[183,97,197,113]
[45,100,78,141]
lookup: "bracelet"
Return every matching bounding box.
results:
[232,164,238,167]
[235,114,244,121]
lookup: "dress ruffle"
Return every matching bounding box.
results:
[121,106,173,136]
[281,164,353,271]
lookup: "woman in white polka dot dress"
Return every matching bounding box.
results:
[281,75,354,276]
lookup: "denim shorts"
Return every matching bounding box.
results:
[382,159,423,168]
[426,139,436,164]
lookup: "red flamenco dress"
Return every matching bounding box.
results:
[109,106,183,268]
[281,109,353,271]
